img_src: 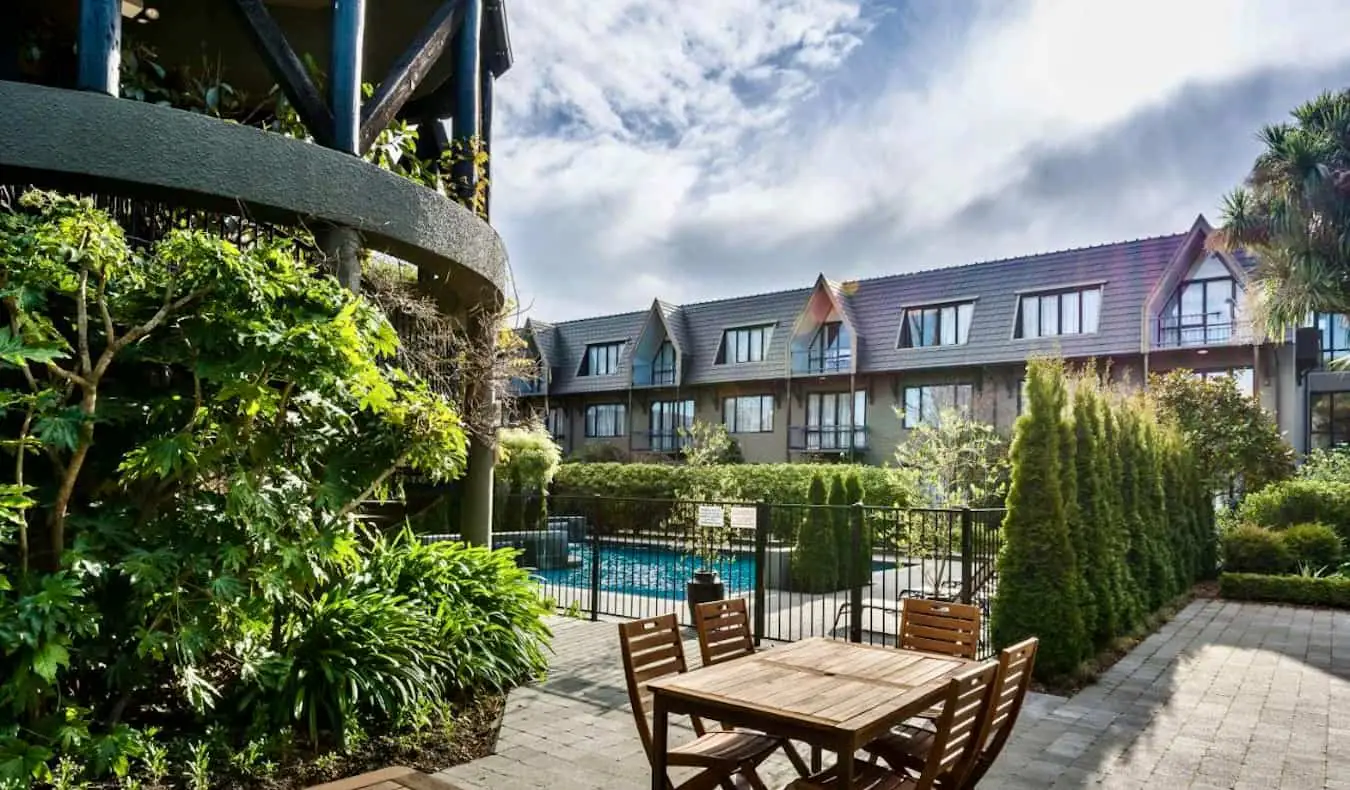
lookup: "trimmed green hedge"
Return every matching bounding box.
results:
[1219,573,1350,609]
[551,463,910,508]
[1237,480,1350,542]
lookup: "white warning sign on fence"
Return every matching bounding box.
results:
[696,505,724,527]
[728,506,757,531]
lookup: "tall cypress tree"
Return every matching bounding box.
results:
[828,473,851,586]
[1061,380,1094,661]
[844,471,870,585]
[792,473,838,592]
[1073,380,1115,649]
[1104,405,1141,631]
[991,358,1087,678]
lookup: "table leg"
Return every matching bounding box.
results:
[837,736,854,788]
[810,745,822,773]
[652,694,670,790]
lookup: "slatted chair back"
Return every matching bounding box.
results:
[912,661,999,790]
[962,637,1039,789]
[900,598,981,660]
[694,598,754,667]
[618,614,697,762]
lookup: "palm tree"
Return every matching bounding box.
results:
[1210,90,1350,334]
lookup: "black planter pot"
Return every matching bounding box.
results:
[686,570,725,622]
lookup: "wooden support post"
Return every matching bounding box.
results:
[229,0,335,147]
[77,0,121,95]
[451,0,483,200]
[330,0,367,155]
[360,0,466,154]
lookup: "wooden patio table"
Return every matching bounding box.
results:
[647,637,974,790]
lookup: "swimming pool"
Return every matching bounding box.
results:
[533,542,895,599]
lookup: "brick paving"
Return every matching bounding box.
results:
[438,600,1350,789]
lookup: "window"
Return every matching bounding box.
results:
[545,407,565,438]
[903,384,974,428]
[806,321,851,373]
[716,325,772,364]
[723,395,775,434]
[1160,259,1237,347]
[1311,392,1350,449]
[804,390,866,450]
[649,399,695,451]
[1193,367,1254,396]
[579,342,623,376]
[1316,314,1350,363]
[900,302,975,348]
[652,340,676,385]
[584,403,626,437]
[1014,287,1102,339]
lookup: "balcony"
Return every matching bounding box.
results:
[789,425,869,452]
[1155,314,1244,349]
[651,366,678,386]
[791,349,853,375]
[631,430,690,454]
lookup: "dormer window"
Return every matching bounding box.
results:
[578,342,623,377]
[716,324,773,364]
[652,341,676,385]
[900,302,974,348]
[1158,255,1237,347]
[806,321,850,373]
[1014,286,1102,339]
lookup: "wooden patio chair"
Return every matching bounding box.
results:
[618,614,801,790]
[693,598,755,667]
[899,598,982,661]
[783,660,1000,790]
[864,638,1040,789]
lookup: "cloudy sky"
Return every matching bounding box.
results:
[489,0,1350,322]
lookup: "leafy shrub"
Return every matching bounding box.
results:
[1279,523,1344,572]
[791,474,838,592]
[1298,447,1350,483]
[1237,479,1350,541]
[1219,573,1350,609]
[571,443,631,463]
[1221,523,1293,574]
[553,463,908,509]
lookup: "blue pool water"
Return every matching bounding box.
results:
[533,543,895,599]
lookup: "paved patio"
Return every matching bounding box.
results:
[438,599,1350,789]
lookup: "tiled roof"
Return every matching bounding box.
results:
[522,217,1227,395]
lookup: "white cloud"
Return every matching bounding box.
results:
[493,0,1350,320]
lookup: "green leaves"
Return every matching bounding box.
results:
[33,410,81,452]
[0,326,66,368]
[30,642,69,683]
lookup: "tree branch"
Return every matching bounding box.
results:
[96,264,117,349]
[15,408,32,574]
[334,451,411,521]
[76,257,92,377]
[94,285,209,382]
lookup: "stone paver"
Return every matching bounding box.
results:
[439,600,1350,789]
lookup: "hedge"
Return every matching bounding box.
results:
[992,360,1215,680]
[1236,479,1350,543]
[551,462,910,508]
[1219,573,1350,609]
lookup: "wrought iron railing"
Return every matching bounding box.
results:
[788,425,869,452]
[791,349,852,375]
[1155,314,1239,348]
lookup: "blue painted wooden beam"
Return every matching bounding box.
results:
[330,0,367,154]
[451,0,483,200]
[77,0,121,95]
[478,64,493,219]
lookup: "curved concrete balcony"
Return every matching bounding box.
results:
[0,79,508,311]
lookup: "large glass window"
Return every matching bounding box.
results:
[584,403,626,437]
[903,384,974,428]
[1310,392,1350,449]
[806,321,851,373]
[723,395,774,434]
[1014,287,1102,339]
[900,302,975,348]
[1316,314,1350,363]
[545,407,565,439]
[649,399,695,451]
[716,325,773,364]
[652,340,676,385]
[1193,367,1254,396]
[804,390,867,450]
[1160,259,1237,347]
[580,342,623,376]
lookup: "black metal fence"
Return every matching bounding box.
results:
[489,494,1005,658]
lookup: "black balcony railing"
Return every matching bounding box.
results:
[1156,314,1236,348]
[651,366,677,386]
[789,425,869,452]
[792,349,852,375]
[631,430,690,453]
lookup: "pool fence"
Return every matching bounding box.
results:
[469,495,1005,659]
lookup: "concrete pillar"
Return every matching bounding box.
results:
[459,307,499,546]
[318,225,362,292]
